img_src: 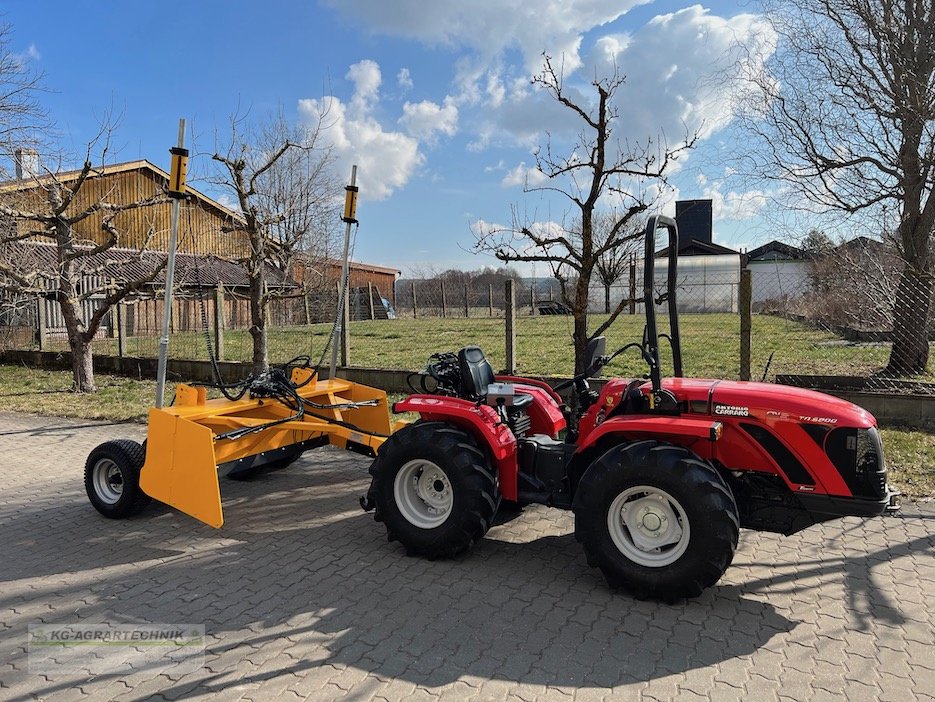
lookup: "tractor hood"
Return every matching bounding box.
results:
[661,378,876,429]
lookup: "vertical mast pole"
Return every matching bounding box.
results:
[155,118,187,407]
[330,165,358,380]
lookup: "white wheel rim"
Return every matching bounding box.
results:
[93,458,124,505]
[607,485,690,567]
[394,459,453,529]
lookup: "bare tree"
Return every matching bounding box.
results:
[211,111,336,372]
[742,0,935,375]
[0,131,167,392]
[0,22,47,174]
[593,211,643,313]
[475,55,695,373]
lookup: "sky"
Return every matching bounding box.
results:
[2,0,780,275]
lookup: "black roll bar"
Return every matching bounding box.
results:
[643,215,683,393]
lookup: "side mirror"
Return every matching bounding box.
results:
[584,336,607,376]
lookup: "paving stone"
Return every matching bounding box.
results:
[1,411,934,702]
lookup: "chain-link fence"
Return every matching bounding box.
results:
[2,245,932,393]
[393,278,565,318]
[747,241,933,393]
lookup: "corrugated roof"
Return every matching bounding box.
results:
[7,241,295,289]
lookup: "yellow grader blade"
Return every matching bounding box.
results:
[139,369,393,528]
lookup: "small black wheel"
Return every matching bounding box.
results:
[574,440,739,601]
[368,422,499,559]
[226,444,304,481]
[84,439,152,519]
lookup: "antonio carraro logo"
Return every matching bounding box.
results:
[714,404,750,417]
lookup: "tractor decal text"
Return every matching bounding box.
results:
[714,404,749,417]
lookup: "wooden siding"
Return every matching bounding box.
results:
[4,165,250,258]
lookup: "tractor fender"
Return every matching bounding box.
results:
[393,395,520,500]
[495,375,563,404]
[576,415,722,460]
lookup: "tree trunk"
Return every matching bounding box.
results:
[70,337,96,393]
[885,266,932,375]
[572,273,592,375]
[59,296,97,392]
[249,271,268,373]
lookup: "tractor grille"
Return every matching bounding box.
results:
[822,426,887,500]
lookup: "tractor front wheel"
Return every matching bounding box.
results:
[574,440,739,601]
[84,439,152,519]
[368,422,499,559]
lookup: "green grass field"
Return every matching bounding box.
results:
[1,363,931,497]
[65,312,909,381]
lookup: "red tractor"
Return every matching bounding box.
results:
[362,216,899,601]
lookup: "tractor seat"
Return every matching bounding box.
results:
[458,346,532,408]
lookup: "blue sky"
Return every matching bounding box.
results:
[3,0,778,274]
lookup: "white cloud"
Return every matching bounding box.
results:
[702,185,769,221]
[322,0,649,74]
[501,162,548,188]
[462,5,776,193]
[587,7,777,144]
[346,59,382,112]
[397,67,413,91]
[298,60,422,201]
[25,44,41,61]
[399,98,459,144]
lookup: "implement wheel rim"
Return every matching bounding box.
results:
[92,458,124,505]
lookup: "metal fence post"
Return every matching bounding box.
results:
[629,256,637,315]
[116,302,127,357]
[441,279,447,318]
[411,282,418,318]
[505,279,516,373]
[367,281,375,320]
[214,283,225,361]
[530,285,535,315]
[488,283,494,317]
[464,283,470,318]
[36,295,47,351]
[740,267,752,381]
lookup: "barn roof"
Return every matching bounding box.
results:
[747,240,808,261]
[0,159,245,225]
[656,239,739,257]
[9,241,295,290]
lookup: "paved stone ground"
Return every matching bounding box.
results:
[0,411,934,701]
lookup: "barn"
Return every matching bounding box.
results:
[0,158,398,345]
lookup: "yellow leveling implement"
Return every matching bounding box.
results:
[83,148,386,528]
[143,368,395,527]
[84,366,401,528]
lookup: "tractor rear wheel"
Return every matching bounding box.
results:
[368,422,499,559]
[84,439,152,519]
[574,440,738,601]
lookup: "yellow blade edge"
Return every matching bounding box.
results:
[139,408,224,528]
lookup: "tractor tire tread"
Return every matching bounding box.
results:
[368,421,499,560]
[574,440,739,601]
